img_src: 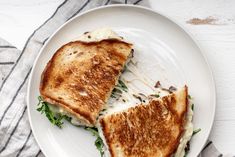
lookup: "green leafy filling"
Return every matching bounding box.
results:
[153,94,160,98]
[187,95,192,99]
[85,127,104,157]
[111,79,128,98]
[111,88,122,98]
[191,104,194,111]
[37,97,104,156]
[193,128,201,136]
[37,96,71,128]
[116,80,128,92]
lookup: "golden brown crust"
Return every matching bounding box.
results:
[40,39,132,126]
[100,87,188,157]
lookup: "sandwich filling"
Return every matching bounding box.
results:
[174,102,193,157]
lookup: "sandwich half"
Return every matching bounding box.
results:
[98,86,193,157]
[40,28,133,126]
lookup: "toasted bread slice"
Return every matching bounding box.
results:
[99,86,188,157]
[40,39,133,126]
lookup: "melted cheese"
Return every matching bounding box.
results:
[78,27,123,42]
[174,102,194,157]
[49,104,83,126]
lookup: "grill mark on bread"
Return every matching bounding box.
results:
[40,39,132,125]
[100,87,188,157]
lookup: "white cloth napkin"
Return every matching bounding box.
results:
[0,0,231,156]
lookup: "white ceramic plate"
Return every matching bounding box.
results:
[27,5,216,157]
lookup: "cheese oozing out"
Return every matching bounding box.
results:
[174,101,194,157]
[77,27,124,42]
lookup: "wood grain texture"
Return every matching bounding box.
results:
[0,0,235,154]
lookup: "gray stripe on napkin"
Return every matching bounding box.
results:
[0,46,16,49]
[0,0,230,157]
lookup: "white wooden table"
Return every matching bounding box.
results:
[0,0,234,154]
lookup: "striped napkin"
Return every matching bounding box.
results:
[0,0,230,156]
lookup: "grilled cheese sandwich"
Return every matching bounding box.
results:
[98,86,191,157]
[38,28,194,157]
[40,28,133,126]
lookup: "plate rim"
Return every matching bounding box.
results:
[27,4,216,157]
